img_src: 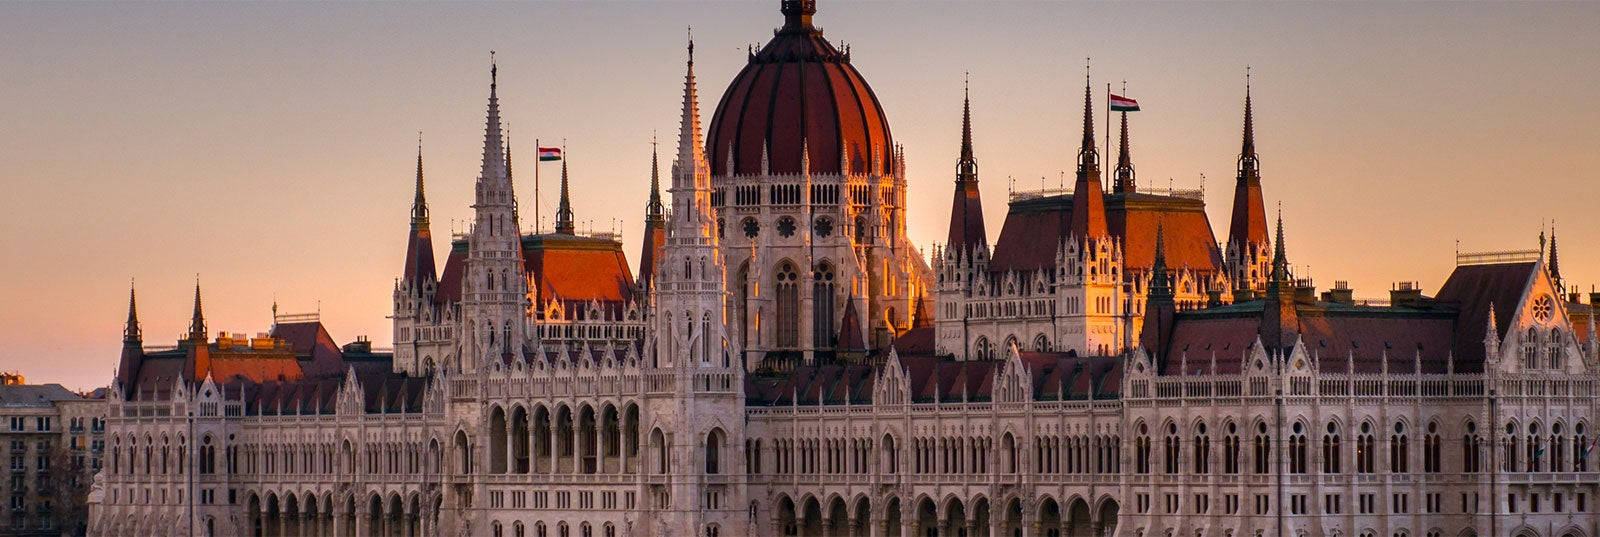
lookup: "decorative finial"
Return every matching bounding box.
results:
[490,50,497,85]
[687,26,694,62]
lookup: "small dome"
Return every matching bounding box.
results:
[707,0,894,177]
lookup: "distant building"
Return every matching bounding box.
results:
[1,382,106,536]
[88,2,1599,537]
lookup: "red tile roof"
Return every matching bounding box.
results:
[990,192,1224,275]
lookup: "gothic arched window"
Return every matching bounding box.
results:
[812,263,836,348]
[1323,422,1342,473]
[775,262,800,348]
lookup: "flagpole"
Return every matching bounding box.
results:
[1104,82,1111,191]
[534,137,541,234]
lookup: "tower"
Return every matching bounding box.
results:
[394,140,441,374]
[1225,78,1271,300]
[936,80,991,357]
[642,36,747,537]
[461,58,529,370]
[186,280,207,344]
[555,153,575,235]
[637,138,668,291]
[116,283,144,392]
[1057,73,1123,356]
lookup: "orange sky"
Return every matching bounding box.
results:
[2,2,1598,390]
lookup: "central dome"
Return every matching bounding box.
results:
[707,0,894,177]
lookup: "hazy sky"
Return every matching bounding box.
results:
[3,1,1598,390]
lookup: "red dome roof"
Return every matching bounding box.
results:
[707,1,894,177]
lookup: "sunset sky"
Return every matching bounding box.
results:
[3,1,1598,390]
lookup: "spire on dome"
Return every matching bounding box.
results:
[1113,105,1135,194]
[555,150,574,235]
[780,0,818,32]
[187,279,207,343]
[947,74,987,252]
[123,281,141,346]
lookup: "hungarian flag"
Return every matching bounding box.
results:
[537,147,562,161]
[1109,94,1140,112]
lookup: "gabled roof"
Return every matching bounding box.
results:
[1435,261,1538,367]
[990,192,1223,275]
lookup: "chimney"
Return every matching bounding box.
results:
[1294,277,1317,303]
[1589,289,1600,308]
[1206,289,1225,308]
[1321,280,1354,306]
[1390,281,1423,307]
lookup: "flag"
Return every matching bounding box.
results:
[1109,94,1140,112]
[537,147,562,161]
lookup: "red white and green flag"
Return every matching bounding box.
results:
[1109,94,1140,112]
[537,147,562,161]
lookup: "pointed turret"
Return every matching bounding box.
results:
[1113,108,1136,194]
[638,137,668,289]
[116,281,145,393]
[402,140,438,284]
[1069,75,1108,242]
[187,280,207,343]
[1260,210,1299,351]
[123,283,142,347]
[1549,223,1563,294]
[555,154,575,235]
[1226,76,1271,296]
[1139,223,1176,370]
[671,33,713,231]
[462,54,529,368]
[946,77,988,253]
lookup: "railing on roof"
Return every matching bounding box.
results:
[584,231,619,242]
[274,312,319,324]
[1135,186,1204,201]
[1457,248,1539,266]
[1008,187,1069,203]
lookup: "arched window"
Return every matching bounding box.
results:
[1033,334,1050,352]
[1523,328,1538,369]
[775,262,800,348]
[1504,423,1520,472]
[1551,422,1565,472]
[1390,422,1409,473]
[1253,422,1272,474]
[1462,421,1481,473]
[812,263,836,348]
[1575,423,1589,472]
[974,337,993,361]
[1134,423,1150,474]
[1355,422,1376,473]
[1289,422,1307,474]
[1223,422,1241,474]
[1163,423,1180,474]
[1527,422,1542,472]
[1193,422,1211,474]
[1423,422,1442,473]
[706,429,722,475]
[1323,422,1342,473]
[1548,327,1563,369]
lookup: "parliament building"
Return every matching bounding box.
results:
[88,2,1600,537]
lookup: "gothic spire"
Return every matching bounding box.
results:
[1076,67,1099,173]
[1270,208,1288,285]
[1114,109,1135,194]
[478,52,508,192]
[123,281,141,346]
[1550,222,1563,293]
[555,151,574,235]
[187,279,207,343]
[1241,72,1257,169]
[646,134,664,224]
[676,32,708,181]
[957,74,977,180]
[1149,222,1172,299]
[1069,66,1108,242]
[411,135,428,229]
[947,75,987,252]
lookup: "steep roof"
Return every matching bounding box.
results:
[1434,261,1537,367]
[990,192,1223,275]
[439,233,635,308]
